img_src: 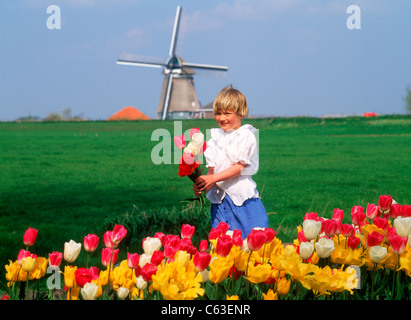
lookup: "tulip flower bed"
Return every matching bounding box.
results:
[3,195,411,301]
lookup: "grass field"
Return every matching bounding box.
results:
[1,115,410,281]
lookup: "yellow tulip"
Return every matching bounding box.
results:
[245,263,272,284]
[21,256,36,273]
[262,289,278,300]
[63,265,77,288]
[276,277,291,296]
[226,295,239,300]
[208,256,232,284]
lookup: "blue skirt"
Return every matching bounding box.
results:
[210,195,269,239]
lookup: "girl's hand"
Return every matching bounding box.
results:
[194,175,216,194]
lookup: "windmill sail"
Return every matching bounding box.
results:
[117,6,228,120]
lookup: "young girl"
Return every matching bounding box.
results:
[193,85,268,239]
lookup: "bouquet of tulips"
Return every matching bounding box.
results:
[174,127,207,206]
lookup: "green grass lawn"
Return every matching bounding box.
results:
[1,115,410,282]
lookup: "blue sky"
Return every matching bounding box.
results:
[1,0,410,121]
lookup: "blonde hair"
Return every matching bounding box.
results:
[213,85,249,117]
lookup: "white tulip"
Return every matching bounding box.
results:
[368,246,387,263]
[299,241,314,260]
[64,239,82,263]
[136,276,147,290]
[394,217,411,237]
[303,220,322,241]
[80,282,98,300]
[143,237,162,256]
[117,287,130,299]
[315,237,335,258]
[138,253,151,268]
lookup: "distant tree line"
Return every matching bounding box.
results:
[16,108,86,122]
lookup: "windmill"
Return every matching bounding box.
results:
[117,6,228,120]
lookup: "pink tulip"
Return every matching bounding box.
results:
[103,231,114,248]
[341,224,354,237]
[23,227,38,246]
[351,209,366,226]
[48,251,63,268]
[199,240,208,252]
[190,127,200,138]
[332,208,344,221]
[323,219,338,238]
[181,224,195,239]
[389,234,408,255]
[366,203,380,220]
[17,249,36,264]
[173,135,186,149]
[111,225,127,246]
[127,253,140,269]
[84,234,99,253]
[101,247,119,267]
[154,232,166,245]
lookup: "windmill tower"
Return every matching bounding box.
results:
[117,6,228,120]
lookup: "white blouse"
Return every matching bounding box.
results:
[204,124,260,206]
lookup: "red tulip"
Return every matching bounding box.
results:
[216,234,233,257]
[127,253,140,269]
[208,228,222,241]
[74,267,99,288]
[389,234,408,255]
[84,234,99,253]
[373,217,389,230]
[216,222,230,234]
[150,250,165,266]
[389,204,401,219]
[378,195,393,214]
[341,224,354,237]
[400,204,411,218]
[193,251,211,272]
[111,225,127,246]
[264,228,276,243]
[101,247,119,267]
[164,244,178,260]
[232,230,243,247]
[141,263,157,282]
[304,212,319,221]
[181,224,195,239]
[347,236,360,250]
[178,153,200,177]
[247,229,267,252]
[23,227,38,246]
[48,251,63,267]
[332,208,344,221]
[366,231,384,247]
